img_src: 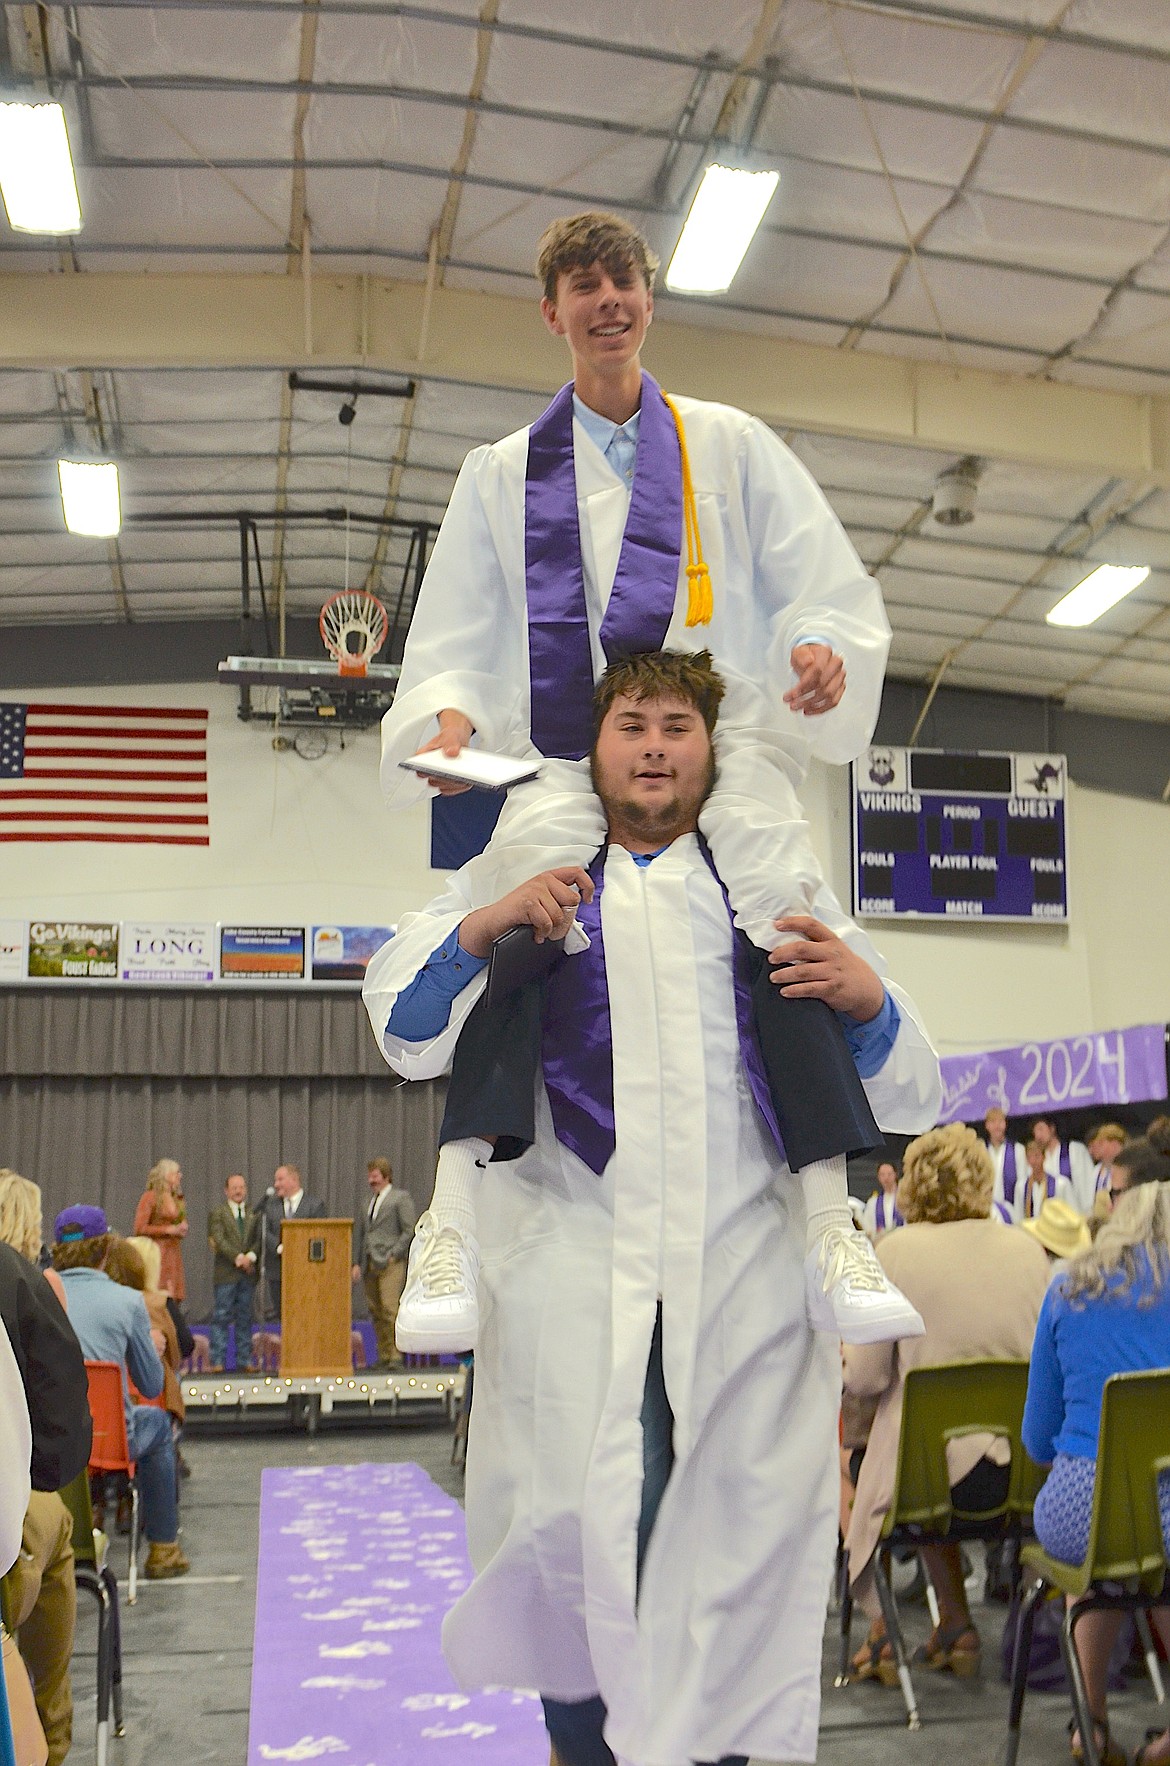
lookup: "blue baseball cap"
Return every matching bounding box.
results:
[54,1205,109,1243]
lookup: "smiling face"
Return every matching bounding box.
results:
[985,1108,1007,1147]
[1026,1139,1046,1177]
[225,1174,247,1205]
[590,691,714,852]
[541,259,653,383]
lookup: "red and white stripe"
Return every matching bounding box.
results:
[2,703,209,845]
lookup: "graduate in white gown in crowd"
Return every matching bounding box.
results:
[862,1158,905,1240]
[1032,1114,1096,1213]
[376,209,916,1349]
[984,1106,1028,1219]
[1018,1135,1076,1221]
[363,653,942,1766]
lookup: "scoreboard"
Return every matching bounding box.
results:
[851,747,1069,924]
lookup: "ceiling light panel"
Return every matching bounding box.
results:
[58,461,121,537]
[0,101,81,234]
[1046,564,1151,628]
[666,165,780,294]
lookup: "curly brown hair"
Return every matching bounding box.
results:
[592,649,725,737]
[898,1122,994,1224]
[52,1234,113,1272]
[536,211,659,303]
[105,1237,147,1292]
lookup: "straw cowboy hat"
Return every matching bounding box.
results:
[1020,1197,1091,1260]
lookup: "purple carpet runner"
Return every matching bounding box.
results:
[249,1462,546,1762]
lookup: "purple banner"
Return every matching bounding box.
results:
[249,1461,545,1763]
[940,1023,1167,1124]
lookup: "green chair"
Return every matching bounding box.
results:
[59,1472,124,1766]
[842,1359,1043,1729]
[1004,1368,1170,1766]
[0,1474,123,1766]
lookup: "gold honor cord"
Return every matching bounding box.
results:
[661,393,713,628]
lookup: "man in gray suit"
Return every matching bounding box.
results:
[351,1157,416,1369]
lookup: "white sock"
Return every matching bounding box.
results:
[427,1137,490,1239]
[800,1154,854,1252]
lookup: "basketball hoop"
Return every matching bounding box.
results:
[319,590,389,678]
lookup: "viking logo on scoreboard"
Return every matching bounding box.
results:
[852,747,1069,925]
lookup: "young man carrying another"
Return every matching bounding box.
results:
[379,210,909,1348]
[364,652,940,1766]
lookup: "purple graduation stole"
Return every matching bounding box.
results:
[540,843,785,1177]
[1094,1162,1110,1196]
[1000,1140,1020,1206]
[1056,1142,1072,1180]
[524,373,684,761]
[1025,1172,1057,1218]
[875,1193,904,1233]
[993,1199,1013,1224]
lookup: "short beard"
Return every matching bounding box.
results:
[591,748,716,846]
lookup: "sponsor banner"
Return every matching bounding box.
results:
[310,924,394,982]
[941,1023,1167,1122]
[27,920,119,980]
[219,926,306,981]
[121,923,215,984]
[0,920,26,981]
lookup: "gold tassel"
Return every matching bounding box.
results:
[662,392,713,626]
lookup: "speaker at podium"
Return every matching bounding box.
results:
[279,1218,354,1376]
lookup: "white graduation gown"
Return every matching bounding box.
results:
[0,1316,31,1575]
[379,398,892,946]
[363,839,942,1766]
[989,1140,1028,1220]
[1046,1140,1096,1213]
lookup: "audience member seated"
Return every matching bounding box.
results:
[0,1175,92,1766]
[862,1159,904,1240]
[843,1123,1050,1684]
[1023,1177,1170,1766]
[132,1157,189,1303]
[1033,1116,1096,1213]
[1021,1135,1076,1221]
[1021,1197,1091,1269]
[51,1206,189,1581]
[1104,1136,1170,1218]
[107,1237,187,1496]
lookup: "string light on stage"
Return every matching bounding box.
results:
[665,164,780,294]
[1047,564,1150,628]
[0,100,82,232]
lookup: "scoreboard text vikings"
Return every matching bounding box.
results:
[851,747,1069,924]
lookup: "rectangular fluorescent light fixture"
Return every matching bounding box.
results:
[665,163,780,294]
[58,460,121,537]
[0,101,82,233]
[1046,563,1150,628]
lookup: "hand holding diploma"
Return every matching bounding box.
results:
[459,867,595,958]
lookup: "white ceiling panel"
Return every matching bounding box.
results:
[779,0,1028,110]
[301,92,469,171]
[77,167,293,250]
[1010,41,1170,150]
[769,162,942,248]
[77,6,303,81]
[927,190,1165,285]
[761,87,985,190]
[974,127,1170,225]
[877,257,1111,354]
[501,0,766,58]
[86,87,299,173]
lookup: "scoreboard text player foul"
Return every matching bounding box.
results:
[851,747,1069,925]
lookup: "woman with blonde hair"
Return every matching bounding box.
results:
[843,1122,1051,1683]
[131,1158,188,1301]
[1023,1179,1170,1766]
[0,1170,65,1308]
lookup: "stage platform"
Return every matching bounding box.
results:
[181,1365,466,1434]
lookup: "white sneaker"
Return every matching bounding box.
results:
[395,1211,480,1355]
[805,1225,926,1345]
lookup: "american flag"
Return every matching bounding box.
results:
[0,703,209,845]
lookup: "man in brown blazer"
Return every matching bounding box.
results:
[351,1157,416,1369]
[208,1173,261,1370]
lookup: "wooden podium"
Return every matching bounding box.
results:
[280,1218,353,1377]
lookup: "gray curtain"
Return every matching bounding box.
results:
[0,988,446,1321]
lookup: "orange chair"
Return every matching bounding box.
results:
[84,1361,141,1605]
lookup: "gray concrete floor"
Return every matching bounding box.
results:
[69,1423,1168,1766]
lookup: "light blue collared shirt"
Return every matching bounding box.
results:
[573,393,640,486]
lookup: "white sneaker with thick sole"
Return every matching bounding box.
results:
[395,1211,481,1355]
[805,1225,926,1344]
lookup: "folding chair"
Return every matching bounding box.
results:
[840,1359,1043,1729]
[1004,1368,1170,1766]
[58,1470,123,1766]
[84,1361,141,1606]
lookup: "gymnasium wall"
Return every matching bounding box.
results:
[2,681,1168,1057]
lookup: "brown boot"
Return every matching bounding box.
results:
[144,1540,190,1579]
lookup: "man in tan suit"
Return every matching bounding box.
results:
[351,1158,416,1369]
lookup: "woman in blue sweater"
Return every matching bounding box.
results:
[1023,1171,1170,1766]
